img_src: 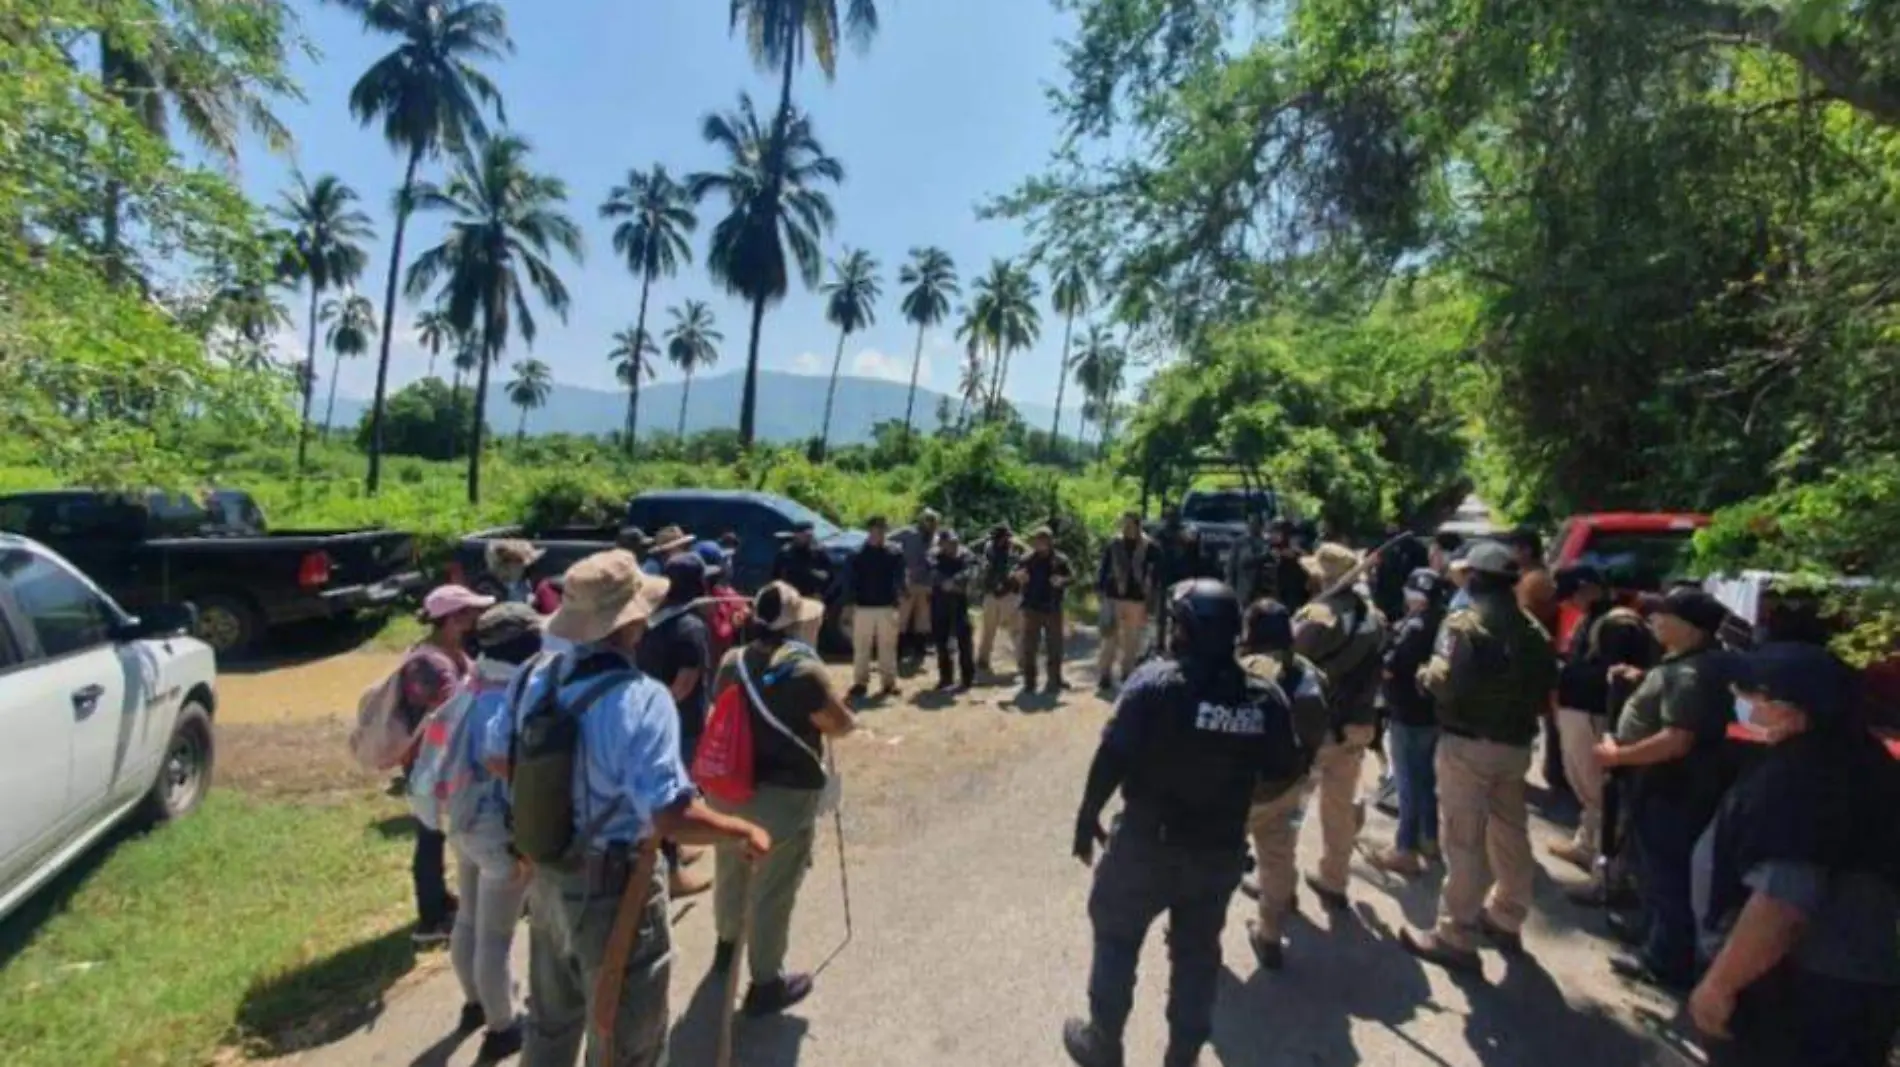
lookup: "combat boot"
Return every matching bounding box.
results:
[1061,1018,1123,1067]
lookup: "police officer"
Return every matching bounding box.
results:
[1064,580,1303,1067]
[1239,600,1331,971]
[772,521,833,647]
[1399,542,1557,973]
[1292,543,1386,911]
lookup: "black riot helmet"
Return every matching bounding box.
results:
[1168,579,1243,660]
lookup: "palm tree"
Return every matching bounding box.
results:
[405,135,582,504]
[608,326,660,448]
[897,246,958,449]
[1072,324,1127,461]
[97,22,291,281]
[968,259,1041,422]
[1048,261,1092,456]
[450,337,479,403]
[816,248,881,459]
[599,164,696,455]
[274,173,373,471]
[665,301,723,440]
[338,0,513,494]
[954,318,986,432]
[320,292,379,437]
[687,94,843,447]
[415,306,455,378]
[507,358,553,444]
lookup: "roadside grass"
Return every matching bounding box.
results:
[0,789,421,1067]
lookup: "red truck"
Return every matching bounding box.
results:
[1548,511,1711,649]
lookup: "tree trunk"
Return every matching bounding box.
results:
[323,348,343,440]
[677,369,693,440]
[516,405,527,446]
[625,275,653,456]
[1050,311,1075,461]
[296,285,321,471]
[367,145,424,496]
[426,350,437,379]
[450,366,465,458]
[818,327,849,460]
[901,321,926,454]
[739,296,768,448]
[467,332,495,505]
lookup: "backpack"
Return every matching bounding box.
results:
[693,678,758,805]
[506,654,637,867]
[407,686,478,832]
[349,646,456,772]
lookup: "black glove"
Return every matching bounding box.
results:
[1072,816,1107,867]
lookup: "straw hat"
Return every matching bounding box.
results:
[1301,542,1361,588]
[485,538,545,572]
[547,550,671,644]
[650,525,695,554]
[754,581,826,633]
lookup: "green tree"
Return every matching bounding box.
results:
[415,306,454,378]
[405,135,582,504]
[954,313,986,432]
[688,94,843,447]
[665,300,722,440]
[450,336,480,407]
[507,357,552,443]
[319,291,378,437]
[608,325,659,448]
[337,0,512,494]
[600,164,697,456]
[355,377,475,461]
[817,247,881,459]
[1048,260,1091,456]
[1070,324,1123,460]
[274,172,373,471]
[897,246,958,449]
[967,259,1041,422]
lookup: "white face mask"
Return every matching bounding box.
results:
[1404,592,1429,615]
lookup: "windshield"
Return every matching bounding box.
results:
[1574,530,1697,589]
[776,498,842,540]
[1181,491,1275,525]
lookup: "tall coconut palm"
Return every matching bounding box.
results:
[450,337,480,403]
[954,319,986,432]
[507,358,552,444]
[338,0,513,494]
[897,246,958,449]
[1048,261,1092,457]
[608,326,660,448]
[665,301,723,440]
[1072,324,1127,460]
[404,135,582,504]
[97,20,292,281]
[816,248,880,459]
[320,292,379,437]
[968,259,1041,422]
[274,172,373,471]
[599,164,696,455]
[687,94,842,447]
[415,306,455,378]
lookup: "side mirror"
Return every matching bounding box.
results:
[119,603,198,641]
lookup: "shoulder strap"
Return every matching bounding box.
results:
[736,651,825,772]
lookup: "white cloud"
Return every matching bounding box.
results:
[852,347,929,386]
[790,351,824,375]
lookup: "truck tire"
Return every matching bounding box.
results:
[193,593,261,657]
[140,701,214,824]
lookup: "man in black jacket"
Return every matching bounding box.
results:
[772,520,834,647]
[845,517,906,700]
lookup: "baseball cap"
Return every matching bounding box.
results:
[1731,642,1853,718]
[1657,586,1729,634]
[422,584,496,621]
[474,602,542,649]
[692,540,729,575]
[1244,599,1294,650]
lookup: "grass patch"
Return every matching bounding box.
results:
[0,790,419,1067]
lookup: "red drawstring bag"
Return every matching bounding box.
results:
[692,682,756,805]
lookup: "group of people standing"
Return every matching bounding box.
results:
[390,533,859,1067]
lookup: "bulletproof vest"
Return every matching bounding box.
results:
[1120,660,1301,850]
[1435,592,1556,746]
[1303,593,1385,724]
[1240,652,1327,803]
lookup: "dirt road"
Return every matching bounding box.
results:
[234,645,1700,1067]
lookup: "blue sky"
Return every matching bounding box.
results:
[243,0,1094,407]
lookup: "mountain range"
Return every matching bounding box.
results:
[332,370,1067,446]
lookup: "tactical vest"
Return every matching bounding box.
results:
[1302,593,1385,725]
[1240,651,1327,802]
[1435,592,1556,746]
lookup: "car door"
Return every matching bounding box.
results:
[1,547,136,818]
[0,552,83,890]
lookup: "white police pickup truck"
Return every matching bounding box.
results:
[0,533,216,921]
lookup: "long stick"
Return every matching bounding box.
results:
[831,780,854,945]
[716,863,758,1067]
[1316,531,1417,602]
[591,839,661,1066]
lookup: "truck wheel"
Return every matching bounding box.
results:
[140,702,214,824]
[193,594,260,657]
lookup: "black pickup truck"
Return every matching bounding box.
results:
[0,489,424,655]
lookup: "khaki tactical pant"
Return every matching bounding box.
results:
[1095,599,1149,683]
[851,606,899,689]
[1312,723,1375,894]
[1556,708,1608,861]
[899,587,933,643]
[712,785,822,984]
[521,861,671,1067]
[1247,777,1316,941]
[978,593,1019,667]
[1433,733,1536,952]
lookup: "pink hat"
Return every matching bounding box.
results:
[422,584,496,620]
